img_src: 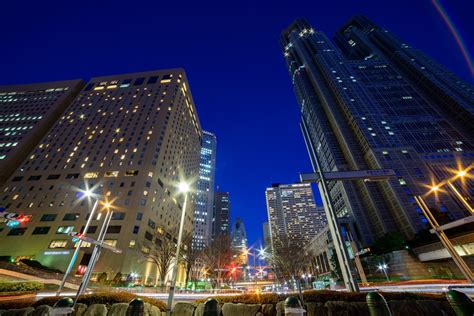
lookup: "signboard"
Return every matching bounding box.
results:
[67,232,122,254]
[355,248,371,256]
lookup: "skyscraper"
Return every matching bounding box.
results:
[0,69,202,283]
[281,16,474,245]
[0,80,84,186]
[211,191,230,239]
[262,221,271,253]
[265,183,326,249]
[192,131,216,250]
[231,218,248,251]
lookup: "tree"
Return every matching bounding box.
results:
[371,232,406,255]
[139,228,177,290]
[268,238,313,305]
[180,232,202,290]
[201,235,232,290]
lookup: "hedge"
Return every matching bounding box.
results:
[195,290,446,305]
[33,292,166,310]
[0,281,44,293]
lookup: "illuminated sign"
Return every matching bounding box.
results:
[44,251,70,256]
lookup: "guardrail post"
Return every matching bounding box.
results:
[203,298,219,316]
[127,298,145,316]
[366,292,392,316]
[446,290,474,316]
[285,296,305,315]
[52,297,74,316]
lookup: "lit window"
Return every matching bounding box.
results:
[129,240,136,248]
[104,239,118,247]
[105,171,119,177]
[49,240,68,249]
[84,172,99,179]
[56,226,74,234]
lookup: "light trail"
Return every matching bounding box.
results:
[432,0,474,76]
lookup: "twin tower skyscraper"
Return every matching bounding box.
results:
[280,15,474,248]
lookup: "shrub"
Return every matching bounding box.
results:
[19,259,62,274]
[33,291,166,311]
[0,299,35,310]
[0,281,44,293]
[194,290,446,305]
[97,272,108,285]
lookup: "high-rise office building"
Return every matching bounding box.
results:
[281,16,474,245]
[0,69,202,284]
[262,221,271,253]
[192,131,216,249]
[0,81,84,186]
[231,218,248,251]
[265,183,326,249]
[211,191,230,239]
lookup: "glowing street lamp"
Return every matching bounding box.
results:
[377,263,390,282]
[57,187,100,295]
[167,181,190,315]
[73,200,116,307]
[427,165,474,214]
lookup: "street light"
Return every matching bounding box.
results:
[73,200,116,307]
[427,164,474,214]
[57,188,100,296]
[377,263,389,282]
[166,181,190,316]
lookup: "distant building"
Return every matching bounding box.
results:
[0,69,202,286]
[266,183,326,249]
[0,80,84,186]
[231,218,248,251]
[212,191,230,239]
[263,221,271,253]
[231,218,248,265]
[193,131,216,249]
[281,16,474,245]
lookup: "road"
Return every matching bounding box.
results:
[33,283,473,303]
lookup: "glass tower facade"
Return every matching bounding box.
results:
[192,131,216,249]
[281,16,474,245]
[231,218,248,254]
[211,191,230,239]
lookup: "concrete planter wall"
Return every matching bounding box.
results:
[0,299,454,316]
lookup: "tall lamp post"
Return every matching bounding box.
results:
[57,189,99,296]
[166,182,189,316]
[377,263,389,282]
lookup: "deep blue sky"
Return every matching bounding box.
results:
[1,0,473,248]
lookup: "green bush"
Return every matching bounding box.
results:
[33,291,166,311]
[0,281,44,293]
[195,290,446,305]
[19,259,63,274]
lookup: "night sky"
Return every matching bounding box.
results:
[1,0,473,248]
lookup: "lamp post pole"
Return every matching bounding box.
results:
[415,195,474,283]
[72,207,114,307]
[446,181,474,214]
[57,198,99,296]
[166,189,188,315]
